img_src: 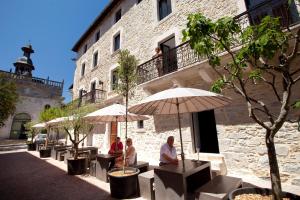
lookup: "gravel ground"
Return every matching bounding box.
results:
[0,151,112,200]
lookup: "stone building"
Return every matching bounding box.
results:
[71,0,300,187]
[0,45,63,139]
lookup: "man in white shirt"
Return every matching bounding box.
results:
[159,136,178,166]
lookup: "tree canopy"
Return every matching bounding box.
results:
[183,11,300,200]
[0,74,18,128]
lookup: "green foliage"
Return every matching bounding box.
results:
[293,100,300,108]
[0,74,18,128]
[24,121,38,143]
[183,13,289,94]
[39,107,65,122]
[62,115,94,160]
[115,49,138,98]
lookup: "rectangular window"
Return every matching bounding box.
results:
[83,44,87,53]
[93,51,98,68]
[111,69,119,90]
[158,0,172,20]
[115,9,122,23]
[81,63,85,77]
[137,120,144,129]
[113,33,120,52]
[95,31,100,42]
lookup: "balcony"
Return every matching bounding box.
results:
[79,89,106,107]
[0,69,64,89]
[137,0,300,85]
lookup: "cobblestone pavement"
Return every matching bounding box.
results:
[0,151,112,200]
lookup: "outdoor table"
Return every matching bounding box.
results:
[154,159,212,200]
[95,154,118,182]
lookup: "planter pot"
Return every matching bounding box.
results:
[39,148,51,158]
[27,143,36,151]
[108,167,140,199]
[229,187,300,200]
[67,157,87,175]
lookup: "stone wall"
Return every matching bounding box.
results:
[73,0,239,99]
[0,95,61,138]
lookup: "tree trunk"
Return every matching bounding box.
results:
[266,131,282,200]
[74,143,78,160]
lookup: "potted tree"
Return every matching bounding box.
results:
[62,115,94,175]
[25,121,37,151]
[183,4,300,200]
[107,49,140,199]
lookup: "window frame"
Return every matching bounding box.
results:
[115,9,122,23]
[137,120,144,129]
[93,51,98,68]
[95,30,100,42]
[81,63,86,77]
[83,44,87,53]
[158,0,172,21]
[113,33,121,52]
[111,69,119,91]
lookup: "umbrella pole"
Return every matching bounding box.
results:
[176,98,185,169]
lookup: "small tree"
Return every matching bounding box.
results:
[39,107,64,122]
[116,49,138,169]
[61,104,96,160]
[24,121,38,143]
[62,116,94,160]
[0,74,18,127]
[183,11,300,200]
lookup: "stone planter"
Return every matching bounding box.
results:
[67,157,87,175]
[27,143,36,151]
[39,148,51,158]
[229,187,299,200]
[108,167,140,199]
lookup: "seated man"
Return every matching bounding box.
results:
[159,136,178,166]
[108,136,123,155]
[115,138,136,168]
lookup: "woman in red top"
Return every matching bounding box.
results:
[108,137,123,154]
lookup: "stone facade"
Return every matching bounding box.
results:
[72,0,300,189]
[0,45,63,139]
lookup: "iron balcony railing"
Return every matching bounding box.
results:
[137,0,299,84]
[78,89,106,107]
[0,70,64,88]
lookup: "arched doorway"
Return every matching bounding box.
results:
[10,113,31,139]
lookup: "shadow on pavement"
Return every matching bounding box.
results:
[0,152,113,200]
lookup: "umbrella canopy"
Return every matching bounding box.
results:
[32,123,46,128]
[84,104,148,123]
[128,87,231,115]
[46,116,76,126]
[129,87,231,168]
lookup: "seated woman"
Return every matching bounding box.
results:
[114,138,136,168]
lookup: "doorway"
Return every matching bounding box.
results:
[10,113,31,139]
[191,110,219,153]
[159,36,177,75]
[110,122,118,146]
[90,81,96,103]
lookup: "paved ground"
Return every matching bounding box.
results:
[0,151,112,200]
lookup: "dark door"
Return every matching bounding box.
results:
[110,122,118,146]
[90,82,96,103]
[160,36,177,75]
[192,110,219,153]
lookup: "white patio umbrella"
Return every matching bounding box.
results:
[129,87,231,165]
[46,116,76,126]
[84,104,148,153]
[84,104,148,123]
[32,122,46,128]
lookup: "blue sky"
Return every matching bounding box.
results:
[0,0,110,102]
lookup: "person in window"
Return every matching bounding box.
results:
[114,138,136,167]
[159,136,178,166]
[108,137,123,155]
[153,47,163,77]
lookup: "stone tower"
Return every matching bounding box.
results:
[13,44,35,77]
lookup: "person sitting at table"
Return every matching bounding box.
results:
[159,136,178,166]
[108,136,123,155]
[114,138,136,168]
